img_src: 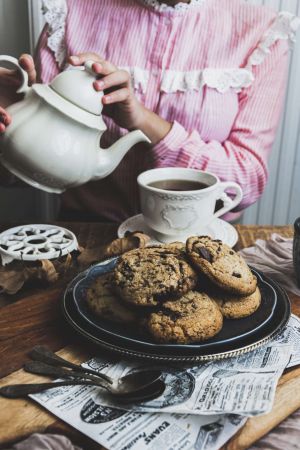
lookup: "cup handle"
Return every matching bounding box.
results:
[0,55,29,94]
[213,182,243,219]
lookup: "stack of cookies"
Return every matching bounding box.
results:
[86,236,260,344]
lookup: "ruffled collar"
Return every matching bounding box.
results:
[139,0,207,13]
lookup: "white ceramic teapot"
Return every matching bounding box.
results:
[0,55,150,193]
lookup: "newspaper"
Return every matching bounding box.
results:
[274,314,300,368]
[30,315,300,449]
[79,342,291,417]
[32,385,246,450]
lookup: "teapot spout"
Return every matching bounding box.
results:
[93,130,151,180]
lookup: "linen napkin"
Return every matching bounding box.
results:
[250,409,300,450]
[239,233,300,296]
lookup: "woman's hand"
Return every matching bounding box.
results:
[69,52,145,130]
[0,54,36,133]
[69,53,172,144]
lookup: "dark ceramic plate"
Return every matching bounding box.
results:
[62,258,291,362]
[72,258,277,348]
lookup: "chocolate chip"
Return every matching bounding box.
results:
[169,312,182,321]
[229,251,234,255]
[161,309,182,321]
[198,247,213,263]
[232,272,242,278]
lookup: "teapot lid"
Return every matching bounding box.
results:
[49,61,103,116]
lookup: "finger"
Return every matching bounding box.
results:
[0,109,11,133]
[0,111,5,133]
[102,88,130,105]
[19,54,36,85]
[0,107,12,126]
[92,60,119,79]
[69,53,118,78]
[93,70,130,91]
[68,52,103,66]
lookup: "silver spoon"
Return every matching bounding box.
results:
[119,380,165,403]
[24,361,162,397]
[0,379,165,402]
[29,346,112,384]
[24,361,108,386]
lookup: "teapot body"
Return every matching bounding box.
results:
[0,55,151,193]
[0,90,102,193]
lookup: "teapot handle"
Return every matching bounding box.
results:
[0,55,29,94]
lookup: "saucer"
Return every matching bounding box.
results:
[118,214,238,247]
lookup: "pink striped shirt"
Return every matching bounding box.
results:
[36,0,299,222]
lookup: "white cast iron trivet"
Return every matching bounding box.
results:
[118,214,238,248]
[0,224,78,265]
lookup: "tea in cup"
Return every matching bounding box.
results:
[137,168,243,242]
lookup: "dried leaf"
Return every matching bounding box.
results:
[104,232,150,257]
[0,259,59,295]
[77,231,150,268]
[0,233,150,295]
[0,267,27,294]
[38,260,59,283]
[53,253,73,275]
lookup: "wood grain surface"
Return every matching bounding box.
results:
[0,223,297,450]
[0,347,99,448]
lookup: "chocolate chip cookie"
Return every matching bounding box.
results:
[146,291,223,344]
[86,273,137,324]
[113,247,197,307]
[146,242,186,254]
[165,241,186,253]
[186,236,257,295]
[213,287,261,319]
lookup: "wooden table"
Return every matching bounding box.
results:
[0,223,299,450]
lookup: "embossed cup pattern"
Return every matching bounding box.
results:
[140,190,216,235]
[160,204,198,232]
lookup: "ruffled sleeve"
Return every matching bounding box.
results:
[41,0,68,68]
[34,0,68,83]
[246,11,300,70]
[160,68,254,94]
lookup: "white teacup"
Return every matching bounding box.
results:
[137,168,243,242]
